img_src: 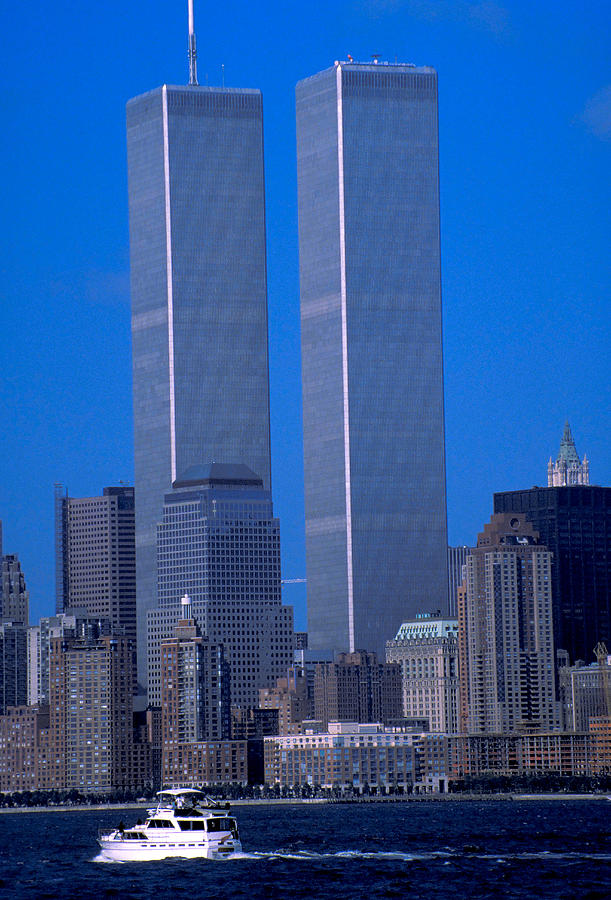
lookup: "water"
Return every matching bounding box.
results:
[0,799,609,898]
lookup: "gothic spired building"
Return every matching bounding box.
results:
[547,422,589,486]
[296,61,449,657]
[126,59,272,687]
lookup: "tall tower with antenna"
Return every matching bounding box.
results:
[188,0,198,85]
[126,1,272,692]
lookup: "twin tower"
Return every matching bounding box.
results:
[127,61,449,686]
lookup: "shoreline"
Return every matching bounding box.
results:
[0,792,608,814]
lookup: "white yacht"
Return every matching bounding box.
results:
[98,789,242,861]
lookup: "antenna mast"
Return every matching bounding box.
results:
[188,0,198,85]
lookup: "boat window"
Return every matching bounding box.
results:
[178,820,206,831]
[206,817,236,835]
[148,819,174,828]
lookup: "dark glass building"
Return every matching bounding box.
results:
[126,85,272,687]
[493,486,611,665]
[296,61,448,656]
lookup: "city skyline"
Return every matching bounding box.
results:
[0,1,609,630]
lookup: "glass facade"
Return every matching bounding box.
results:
[297,62,449,656]
[126,85,272,687]
[493,486,611,665]
[147,465,293,709]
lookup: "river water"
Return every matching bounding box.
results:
[0,798,609,898]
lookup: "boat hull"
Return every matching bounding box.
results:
[98,837,242,862]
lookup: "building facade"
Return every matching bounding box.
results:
[547,422,589,487]
[447,546,470,618]
[258,666,312,735]
[27,609,113,707]
[459,514,559,734]
[264,722,418,791]
[493,485,610,666]
[296,60,448,657]
[161,607,230,744]
[54,486,136,665]
[1,553,29,625]
[147,465,293,709]
[126,81,272,688]
[48,632,134,792]
[386,614,459,733]
[313,651,402,730]
[0,622,28,716]
[558,652,611,732]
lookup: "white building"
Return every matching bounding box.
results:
[386,614,459,733]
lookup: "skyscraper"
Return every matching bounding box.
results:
[147,464,294,709]
[447,546,470,618]
[494,484,611,665]
[296,60,448,656]
[386,613,459,733]
[126,14,272,687]
[54,486,136,663]
[459,513,559,734]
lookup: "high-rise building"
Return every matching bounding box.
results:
[258,666,312,735]
[547,422,589,487]
[161,599,230,744]
[447,546,470,618]
[296,60,448,657]
[54,486,136,656]
[126,21,272,687]
[147,464,294,709]
[386,613,459,733]
[160,601,232,784]
[493,485,611,665]
[27,609,113,706]
[48,631,134,792]
[1,523,29,626]
[0,622,28,715]
[459,513,559,734]
[313,651,403,730]
[557,651,610,731]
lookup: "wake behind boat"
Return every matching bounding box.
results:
[98,789,242,861]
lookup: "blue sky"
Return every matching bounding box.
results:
[0,0,609,629]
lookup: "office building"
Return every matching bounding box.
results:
[447,546,470,618]
[313,651,402,730]
[296,60,448,657]
[493,485,611,664]
[147,464,293,709]
[1,547,29,626]
[547,422,589,486]
[0,622,28,715]
[127,30,272,686]
[54,486,136,662]
[386,614,459,732]
[459,513,559,734]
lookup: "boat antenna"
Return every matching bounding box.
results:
[188,0,198,85]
